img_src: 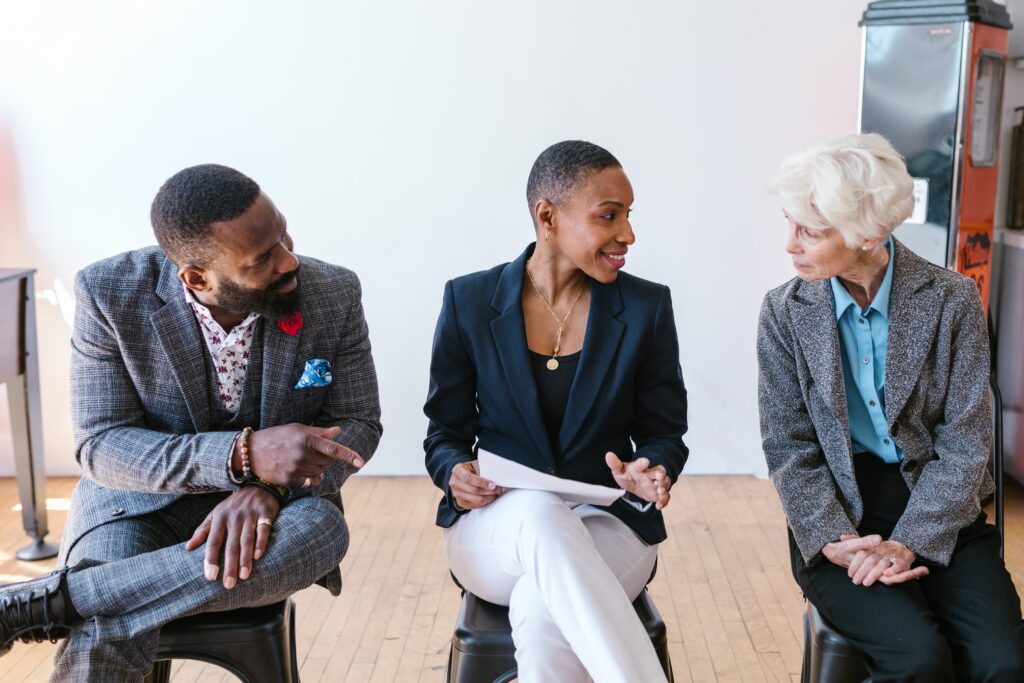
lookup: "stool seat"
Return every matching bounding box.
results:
[448,590,673,682]
[802,602,868,683]
[144,599,299,683]
[452,592,516,661]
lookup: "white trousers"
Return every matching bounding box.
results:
[443,489,666,683]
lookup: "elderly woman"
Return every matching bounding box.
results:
[424,140,688,682]
[758,133,1024,681]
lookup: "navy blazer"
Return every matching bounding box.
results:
[424,244,689,544]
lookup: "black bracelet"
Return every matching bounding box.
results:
[242,479,290,506]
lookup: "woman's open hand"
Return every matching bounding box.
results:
[605,452,672,510]
[450,461,505,510]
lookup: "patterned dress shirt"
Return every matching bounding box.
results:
[183,285,260,414]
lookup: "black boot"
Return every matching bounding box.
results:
[0,568,76,655]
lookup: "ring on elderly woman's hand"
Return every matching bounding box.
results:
[886,556,899,566]
[302,476,313,488]
[256,517,273,527]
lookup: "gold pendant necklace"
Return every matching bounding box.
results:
[526,258,585,371]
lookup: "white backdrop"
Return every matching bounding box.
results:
[0,0,872,477]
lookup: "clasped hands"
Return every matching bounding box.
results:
[822,534,929,587]
[449,452,671,511]
[187,423,364,590]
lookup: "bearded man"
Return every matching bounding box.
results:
[0,164,381,681]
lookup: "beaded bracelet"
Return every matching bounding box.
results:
[237,426,254,481]
[235,426,289,505]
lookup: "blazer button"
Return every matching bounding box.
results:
[111,507,125,516]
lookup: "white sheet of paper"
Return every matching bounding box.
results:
[477,449,625,506]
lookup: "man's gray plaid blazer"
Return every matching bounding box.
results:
[50,246,380,680]
[757,239,993,567]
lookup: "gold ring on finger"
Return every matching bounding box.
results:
[257,517,273,527]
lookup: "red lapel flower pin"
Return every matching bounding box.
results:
[277,311,303,336]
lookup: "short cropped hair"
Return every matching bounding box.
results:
[526,140,621,215]
[151,164,261,265]
[772,133,914,247]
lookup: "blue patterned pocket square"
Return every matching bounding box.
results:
[294,359,333,389]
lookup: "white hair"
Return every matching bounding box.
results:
[772,133,915,248]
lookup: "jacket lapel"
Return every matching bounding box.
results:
[788,278,850,437]
[260,312,302,429]
[884,240,940,428]
[490,246,557,468]
[151,257,211,433]
[558,279,625,453]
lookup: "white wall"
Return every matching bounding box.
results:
[0,0,869,478]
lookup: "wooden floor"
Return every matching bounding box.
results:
[1,475,1021,682]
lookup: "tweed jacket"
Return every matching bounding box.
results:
[757,239,993,567]
[61,247,382,594]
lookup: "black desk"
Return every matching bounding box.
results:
[0,268,58,560]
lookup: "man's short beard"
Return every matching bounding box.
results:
[215,268,302,320]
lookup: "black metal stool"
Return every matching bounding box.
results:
[143,599,299,683]
[446,589,674,682]
[800,603,867,683]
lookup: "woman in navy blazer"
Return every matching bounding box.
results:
[424,141,688,682]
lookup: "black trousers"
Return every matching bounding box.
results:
[791,454,1024,683]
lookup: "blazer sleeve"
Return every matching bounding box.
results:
[631,286,689,482]
[889,280,992,565]
[757,294,857,563]
[71,270,237,493]
[423,280,477,511]
[294,272,383,501]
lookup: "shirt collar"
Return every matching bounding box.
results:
[830,236,895,321]
[182,283,213,318]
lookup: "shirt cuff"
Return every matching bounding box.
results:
[622,492,654,512]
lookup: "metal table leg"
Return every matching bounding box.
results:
[6,275,57,561]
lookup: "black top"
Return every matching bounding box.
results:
[859,0,1011,29]
[529,349,581,460]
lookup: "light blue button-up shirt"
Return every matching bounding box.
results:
[830,238,903,463]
